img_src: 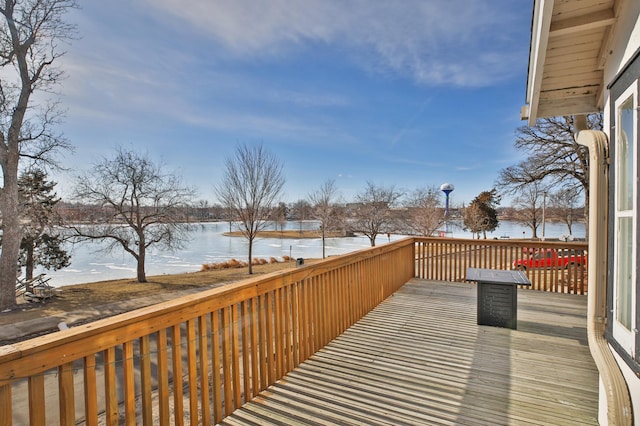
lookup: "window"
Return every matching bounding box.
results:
[612,85,637,354]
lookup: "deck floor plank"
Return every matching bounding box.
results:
[218,279,599,425]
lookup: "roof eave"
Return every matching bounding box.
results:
[524,0,555,126]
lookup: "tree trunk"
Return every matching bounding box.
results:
[25,241,34,284]
[248,238,254,274]
[137,246,147,283]
[0,163,21,310]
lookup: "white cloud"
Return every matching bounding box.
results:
[145,0,526,87]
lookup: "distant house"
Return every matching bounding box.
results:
[522,1,639,424]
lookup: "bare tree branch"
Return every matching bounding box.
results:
[495,114,601,225]
[511,183,545,239]
[402,186,445,236]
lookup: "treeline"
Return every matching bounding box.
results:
[55,199,444,231]
[496,206,585,223]
[55,200,584,231]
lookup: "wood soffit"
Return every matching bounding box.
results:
[525,0,619,123]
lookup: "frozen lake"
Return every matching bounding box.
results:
[39,219,585,287]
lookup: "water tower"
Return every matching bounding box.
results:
[440,183,454,236]
[440,183,455,216]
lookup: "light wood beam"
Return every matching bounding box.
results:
[550,9,615,37]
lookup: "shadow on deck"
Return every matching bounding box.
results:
[220,279,598,425]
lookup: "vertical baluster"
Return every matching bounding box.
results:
[250,298,260,399]
[258,295,268,390]
[222,306,234,416]
[0,383,11,426]
[156,329,170,426]
[198,315,211,425]
[83,355,98,426]
[328,270,336,340]
[274,288,283,380]
[58,362,76,426]
[139,335,153,425]
[284,285,294,373]
[186,319,198,425]
[265,293,276,386]
[231,304,241,408]
[122,341,136,425]
[298,283,309,364]
[171,325,184,423]
[28,374,46,425]
[103,347,118,425]
[212,311,223,424]
[241,301,251,404]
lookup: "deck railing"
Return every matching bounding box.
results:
[0,239,415,425]
[0,237,587,425]
[415,237,588,294]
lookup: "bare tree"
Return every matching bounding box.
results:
[496,114,601,222]
[511,183,545,239]
[308,179,341,258]
[215,144,285,274]
[351,181,403,247]
[548,188,582,237]
[193,199,211,221]
[290,199,312,233]
[70,148,197,283]
[0,0,77,310]
[272,202,288,232]
[220,205,235,232]
[403,186,444,236]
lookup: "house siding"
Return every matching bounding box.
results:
[603,2,640,418]
[606,47,640,366]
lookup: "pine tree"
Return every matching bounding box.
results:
[464,190,500,239]
[18,169,70,281]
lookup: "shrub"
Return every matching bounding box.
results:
[228,259,242,268]
[202,257,270,271]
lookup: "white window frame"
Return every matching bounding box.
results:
[612,82,638,354]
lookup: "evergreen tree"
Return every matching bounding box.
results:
[463,190,500,239]
[18,169,70,281]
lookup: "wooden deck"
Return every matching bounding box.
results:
[219,279,598,425]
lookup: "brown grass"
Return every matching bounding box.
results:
[0,258,313,329]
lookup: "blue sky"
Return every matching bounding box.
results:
[53,0,533,206]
